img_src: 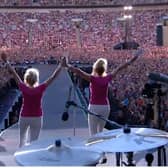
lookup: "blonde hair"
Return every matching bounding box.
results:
[24,68,39,87]
[92,58,108,76]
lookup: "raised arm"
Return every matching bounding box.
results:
[68,65,91,82]
[110,48,143,78]
[43,63,62,87]
[61,54,91,82]
[1,52,22,84]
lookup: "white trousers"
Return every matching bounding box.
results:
[88,104,110,136]
[19,116,42,147]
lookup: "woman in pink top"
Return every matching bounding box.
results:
[65,49,142,136]
[1,52,64,147]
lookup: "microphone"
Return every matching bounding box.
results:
[148,72,168,84]
[61,86,72,121]
[62,110,69,121]
[62,101,77,121]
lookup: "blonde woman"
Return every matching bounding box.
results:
[65,49,142,136]
[1,52,64,147]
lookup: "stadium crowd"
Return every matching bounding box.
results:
[0,8,167,57]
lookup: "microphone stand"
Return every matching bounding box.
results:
[66,101,123,129]
[67,101,141,166]
[72,85,77,136]
[66,68,77,136]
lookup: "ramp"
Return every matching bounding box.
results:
[34,64,88,129]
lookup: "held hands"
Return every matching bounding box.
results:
[60,56,71,69]
[60,51,72,68]
[60,57,67,67]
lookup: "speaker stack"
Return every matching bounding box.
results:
[156,16,168,46]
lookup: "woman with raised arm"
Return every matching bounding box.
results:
[65,49,143,136]
[1,52,64,147]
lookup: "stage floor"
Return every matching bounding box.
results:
[0,125,168,166]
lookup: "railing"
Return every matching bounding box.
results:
[0,89,22,133]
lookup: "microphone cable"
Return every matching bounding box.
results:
[61,86,72,121]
